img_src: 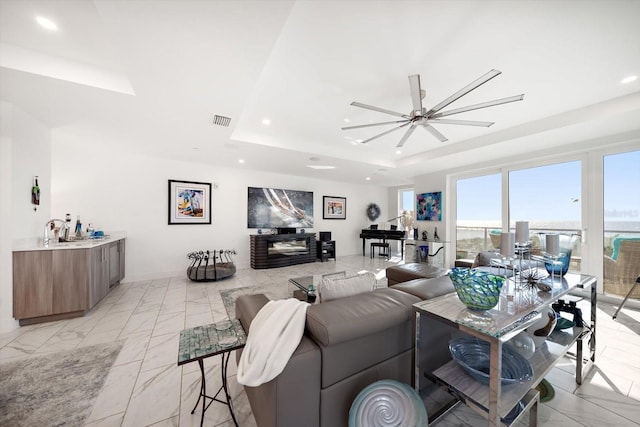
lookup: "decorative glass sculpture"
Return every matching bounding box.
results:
[537,233,579,276]
[348,379,427,427]
[448,268,505,311]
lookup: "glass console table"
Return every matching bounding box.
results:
[413,272,596,426]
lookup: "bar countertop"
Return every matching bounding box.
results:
[13,231,126,252]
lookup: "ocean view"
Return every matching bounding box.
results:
[457,220,640,233]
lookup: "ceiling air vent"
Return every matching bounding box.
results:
[212,115,231,127]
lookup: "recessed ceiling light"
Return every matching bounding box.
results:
[262,118,271,125]
[343,118,351,123]
[306,165,336,170]
[238,159,245,164]
[36,16,58,31]
[621,75,638,84]
[366,177,371,181]
[395,150,402,155]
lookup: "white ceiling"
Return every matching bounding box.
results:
[1,0,639,186]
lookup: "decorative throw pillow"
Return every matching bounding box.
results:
[317,272,377,302]
[472,250,501,268]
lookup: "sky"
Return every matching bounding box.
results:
[456,150,640,227]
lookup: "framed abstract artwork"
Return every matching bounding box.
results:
[168,179,212,225]
[323,196,347,220]
[247,187,314,228]
[416,191,442,221]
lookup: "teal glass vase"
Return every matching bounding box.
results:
[537,233,579,276]
[448,268,505,311]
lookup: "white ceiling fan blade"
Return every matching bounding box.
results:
[350,101,410,119]
[408,75,423,113]
[427,118,494,127]
[422,124,448,142]
[342,119,410,130]
[396,124,417,148]
[360,121,412,144]
[426,69,502,116]
[430,94,524,118]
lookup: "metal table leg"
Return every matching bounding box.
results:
[613,276,640,320]
[190,353,239,427]
[190,359,209,427]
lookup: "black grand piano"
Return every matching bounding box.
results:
[360,228,406,258]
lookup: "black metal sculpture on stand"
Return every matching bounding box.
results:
[187,249,237,282]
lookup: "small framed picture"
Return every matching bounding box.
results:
[168,180,212,225]
[323,196,346,220]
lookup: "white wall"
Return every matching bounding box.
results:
[51,133,389,281]
[0,101,51,332]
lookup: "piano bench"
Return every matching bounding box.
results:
[370,242,390,259]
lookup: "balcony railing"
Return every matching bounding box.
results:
[456,225,640,300]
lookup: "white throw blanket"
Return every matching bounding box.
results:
[237,298,309,387]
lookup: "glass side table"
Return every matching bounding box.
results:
[178,319,247,427]
[413,272,596,426]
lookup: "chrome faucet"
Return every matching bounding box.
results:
[43,219,69,246]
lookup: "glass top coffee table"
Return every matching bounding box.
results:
[289,271,346,301]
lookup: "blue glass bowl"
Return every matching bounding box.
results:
[449,337,533,385]
[448,268,505,311]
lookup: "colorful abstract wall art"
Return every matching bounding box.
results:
[416,191,442,221]
[168,180,211,224]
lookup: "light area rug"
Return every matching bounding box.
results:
[221,282,292,319]
[220,270,386,319]
[0,341,123,427]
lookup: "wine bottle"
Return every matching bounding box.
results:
[75,215,82,238]
[31,176,40,205]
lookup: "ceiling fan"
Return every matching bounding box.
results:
[342,69,524,147]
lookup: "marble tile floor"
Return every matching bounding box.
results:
[1,254,639,427]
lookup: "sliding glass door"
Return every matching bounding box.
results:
[456,173,501,260]
[603,150,640,299]
[455,160,582,273]
[509,160,582,272]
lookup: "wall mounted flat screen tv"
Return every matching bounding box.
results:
[247,187,314,229]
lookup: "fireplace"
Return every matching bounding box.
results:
[251,233,316,269]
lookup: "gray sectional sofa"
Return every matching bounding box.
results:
[235,267,455,427]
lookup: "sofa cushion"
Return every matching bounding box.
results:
[306,288,420,388]
[236,293,270,332]
[390,276,455,300]
[306,288,419,347]
[386,263,448,285]
[471,250,501,268]
[318,272,376,302]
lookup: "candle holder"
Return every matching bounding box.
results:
[507,241,533,288]
[531,252,565,285]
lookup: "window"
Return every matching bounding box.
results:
[509,160,582,272]
[456,174,501,259]
[455,161,582,272]
[401,188,414,213]
[603,150,640,298]
[509,161,581,233]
